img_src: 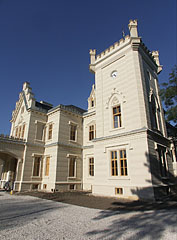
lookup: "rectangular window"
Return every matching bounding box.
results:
[89,125,94,140]
[120,150,128,176]
[157,147,167,177]
[115,187,123,195]
[36,122,45,140]
[15,127,18,138]
[45,156,50,176]
[111,151,118,176]
[89,157,94,176]
[21,124,25,139]
[69,157,76,177]
[33,157,41,177]
[18,126,22,138]
[111,150,128,176]
[48,124,53,140]
[113,106,122,128]
[70,125,77,141]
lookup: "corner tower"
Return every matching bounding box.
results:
[83,20,174,200]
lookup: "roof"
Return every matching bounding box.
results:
[48,104,86,115]
[35,101,53,112]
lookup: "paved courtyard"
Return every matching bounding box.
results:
[0,191,177,240]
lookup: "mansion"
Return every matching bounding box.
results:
[0,20,176,200]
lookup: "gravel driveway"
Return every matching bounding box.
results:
[0,191,177,240]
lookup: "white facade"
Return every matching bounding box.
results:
[0,20,176,200]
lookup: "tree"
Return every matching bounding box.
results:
[160,65,177,123]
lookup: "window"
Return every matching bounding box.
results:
[113,106,122,128]
[32,184,39,190]
[69,184,75,190]
[18,126,22,138]
[111,149,128,176]
[69,157,76,177]
[89,157,94,176]
[21,124,25,139]
[151,100,158,129]
[21,106,24,114]
[70,125,77,141]
[33,157,41,177]
[45,156,50,176]
[157,146,168,177]
[15,127,18,138]
[36,122,45,141]
[91,98,94,107]
[48,124,53,140]
[89,125,94,140]
[111,151,118,176]
[115,187,123,195]
[120,150,128,176]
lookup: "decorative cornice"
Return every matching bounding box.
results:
[106,88,126,109]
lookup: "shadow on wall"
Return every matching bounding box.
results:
[86,150,177,239]
[130,151,177,200]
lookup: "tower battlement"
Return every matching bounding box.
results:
[95,35,130,62]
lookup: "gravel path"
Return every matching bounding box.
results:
[0,191,177,240]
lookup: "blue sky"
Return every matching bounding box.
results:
[0,0,176,134]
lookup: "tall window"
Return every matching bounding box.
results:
[18,126,22,138]
[36,122,45,141]
[69,157,76,177]
[15,127,18,138]
[113,106,122,128]
[33,157,41,177]
[89,157,94,176]
[70,125,77,141]
[111,151,118,176]
[45,156,50,176]
[89,125,94,140]
[21,106,24,114]
[48,124,53,140]
[21,124,25,139]
[120,150,128,176]
[157,147,168,177]
[111,150,128,176]
[91,98,94,107]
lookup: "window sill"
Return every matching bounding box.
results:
[69,140,77,143]
[87,176,94,179]
[109,127,125,132]
[34,139,45,142]
[68,177,76,179]
[108,176,130,180]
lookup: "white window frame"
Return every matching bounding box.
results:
[35,120,46,142]
[67,154,77,179]
[68,121,78,142]
[31,154,42,178]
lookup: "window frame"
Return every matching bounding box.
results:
[45,156,50,176]
[110,149,128,177]
[48,123,53,140]
[32,156,41,177]
[89,157,94,177]
[112,105,122,129]
[89,125,95,141]
[68,156,76,178]
[21,124,25,139]
[35,121,46,141]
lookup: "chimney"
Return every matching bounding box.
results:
[128,19,138,38]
